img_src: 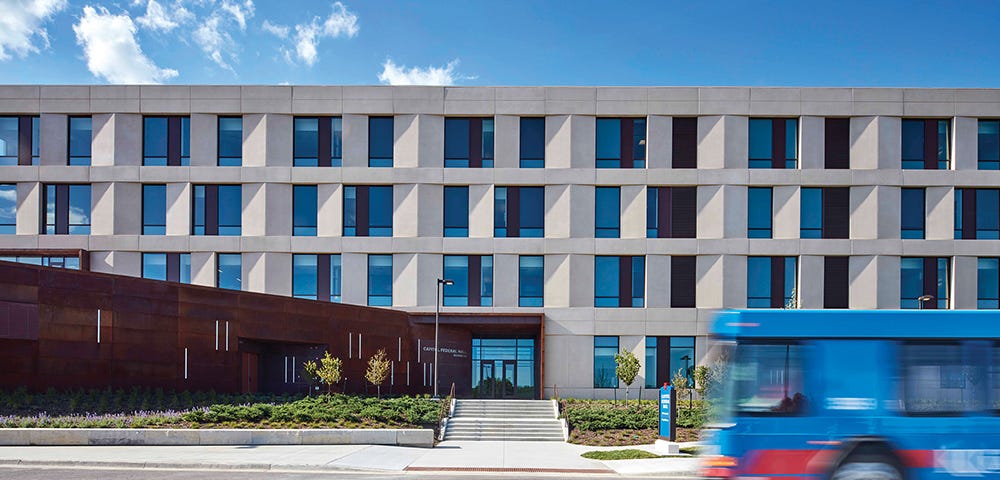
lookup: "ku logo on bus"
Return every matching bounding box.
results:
[936,450,1000,476]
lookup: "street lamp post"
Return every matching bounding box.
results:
[917,295,934,310]
[434,278,454,399]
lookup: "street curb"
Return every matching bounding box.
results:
[0,428,434,448]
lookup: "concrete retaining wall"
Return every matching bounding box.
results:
[0,428,434,447]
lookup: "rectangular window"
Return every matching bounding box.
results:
[519,117,545,168]
[671,256,696,308]
[518,255,544,307]
[443,255,494,307]
[0,255,81,270]
[343,185,393,237]
[0,116,38,165]
[747,256,797,308]
[443,186,469,237]
[749,118,798,169]
[143,116,189,166]
[900,257,950,309]
[645,337,658,388]
[645,336,696,389]
[733,342,807,415]
[800,187,849,239]
[142,184,166,235]
[42,184,90,235]
[594,336,619,388]
[647,186,697,238]
[824,117,850,169]
[292,254,340,301]
[368,254,392,306]
[68,116,92,166]
[955,189,1000,240]
[217,116,242,166]
[902,343,983,415]
[595,186,621,238]
[217,253,241,290]
[0,184,15,234]
[902,119,950,170]
[824,256,849,309]
[141,252,191,283]
[596,118,646,168]
[979,120,999,170]
[192,184,242,236]
[670,337,696,389]
[747,187,773,238]
[494,186,544,237]
[293,185,317,236]
[901,188,926,239]
[368,116,393,167]
[445,117,494,168]
[672,117,698,168]
[594,256,645,308]
[293,117,342,167]
[978,258,999,309]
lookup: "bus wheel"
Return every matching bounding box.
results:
[830,458,903,480]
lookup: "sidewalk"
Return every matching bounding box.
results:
[0,440,703,476]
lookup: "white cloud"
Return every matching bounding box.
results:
[378,59,466,86]
[260,20,288,39]
[286,2,358,66]
[0,186,16,219]
[220,0,253,31]
[73,5,178,84]
[136,0,193,33]
[0,0,68,61]
[192,1,253,71]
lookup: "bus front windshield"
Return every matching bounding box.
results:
[729,342,808,415]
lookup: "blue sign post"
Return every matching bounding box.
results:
[659,383,676,441]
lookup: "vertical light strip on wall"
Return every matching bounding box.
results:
[390,361,394,386]
[96,309,101,344]
[358,334,362,359]
[397,337,401,361]
[284,356,288,383]
[292,356,296,383]
[348,332,352,359]
[225,321,229,351]
[184,348,188,379]
[417,339,421,362]
[406,362,410,386]
[215,320,219,351]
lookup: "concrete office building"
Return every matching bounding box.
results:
[1,85,1000,399]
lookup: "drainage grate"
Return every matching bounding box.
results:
[405,466,614,474]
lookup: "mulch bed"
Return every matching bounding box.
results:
[568,427,699,446]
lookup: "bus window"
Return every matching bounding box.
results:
[992,345,1000,412]
[731,343,807,415]
[902,343,985,415]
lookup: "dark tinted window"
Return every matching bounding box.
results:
[519,255,544,307]
[901,188,925,239]
[143,117,168,165]
[368,117,393,167]
[671,256,696,308]
[368,254,392,306]
[520,117,545,168]
[979,258,999,309]
[445,118,470,167]
[748,187,772,238]
[594,336,619,388]
[68,116,92,166]
[800,188,822,238]
[596,118,621,168]
[444,186,469,237]
[519,187,544,237]
[979,120,1000,170]
[595,187,620,238]
[293,117,319,166]
[217,185,242,236]
[293,185,317,236]
[142,184,166,235]
[218,116,242,166]
[369,185,393,236]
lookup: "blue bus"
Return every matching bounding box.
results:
[705,309,1000,480]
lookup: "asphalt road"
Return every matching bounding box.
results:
[0,465,699,480]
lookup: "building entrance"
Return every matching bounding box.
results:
[471,338,536,398]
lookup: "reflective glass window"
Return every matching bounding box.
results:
[979,120,1000,170]
[0,184,15,234]
[68,185,91,234]
[218,116,242,166]
[493,187,507,237]
[732,343,807,414]
[595,187,620,238]
[0,117,17,165]
[671,337,696,388]
[444,186,469,237]
[142,253,167,281]
[633,118,646,168]
[518,255,544,307]
[977,189,999,239]
[520,117,545,168]
[143,117,168,165]
[596,118,621,168]
[748,119,772,168]
[142,184,166,235]
[293,117,319,166]
[481,256,494,306]
[902,343,983,414]
[594,256,620,307]
[369,185,393,236]
[293,185,317,236]
[520,186,544,237]
[645,337,658,388]
[68,116,92,166]
[978,258,999,309]
[217,253,241,290]
[901,119,925,169]
[192,185,206,235]
[331,117,343,165]
[443,255,470,306]
[444,118,470,168]
[217,185,242,235]
[800,188,822,239]
[292,254,318,300]
[179,253,191,284]
[901,188,926,239]
[331,254,342,302]
[482,119,495,167]
[594,336,619,388]
[368,116,393,167]
[748,187,773,238]
[368,254,392,306]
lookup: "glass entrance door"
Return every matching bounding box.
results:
[471,338,536,398]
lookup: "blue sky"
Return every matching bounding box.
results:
[1,0,999,86]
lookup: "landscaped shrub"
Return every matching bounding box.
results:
[561,398,709,431]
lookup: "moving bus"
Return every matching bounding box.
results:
[705,309,1000,480]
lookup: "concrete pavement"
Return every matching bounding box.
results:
[0,440,704,476]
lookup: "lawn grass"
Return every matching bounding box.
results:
[581,449,663,460]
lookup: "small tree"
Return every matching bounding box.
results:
[303,351,343,395]
[671,369,691,408]
[693,365,711,399]
[614,349,640,407]
[366,349,391,398]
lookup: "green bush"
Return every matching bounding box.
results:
[562,398,709,431]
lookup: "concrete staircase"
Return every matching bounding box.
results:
[443,399,565,441]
